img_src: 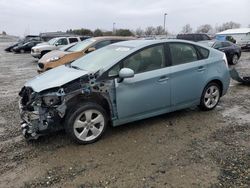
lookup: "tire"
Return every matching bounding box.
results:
[199,82,221,111]
[231,54,239,65]
[65,102,108,144]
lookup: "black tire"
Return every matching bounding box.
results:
[64,102,108,144]
[199,82,221,111]
[230,54,239,65]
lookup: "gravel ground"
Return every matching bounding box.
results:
[0,40,249,188]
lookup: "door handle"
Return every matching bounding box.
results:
[158,76,169,82]
[197,66,206,72]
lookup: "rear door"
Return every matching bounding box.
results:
[168,42,209,107]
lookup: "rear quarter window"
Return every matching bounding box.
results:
[196,46,209,59]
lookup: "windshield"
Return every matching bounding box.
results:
[48,38,58,45]
[71,45,132,72]
[67,39,96,52]
[59,43,76,51]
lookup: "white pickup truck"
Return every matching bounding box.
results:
[31,36,83,58]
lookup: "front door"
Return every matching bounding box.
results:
[113,44,171,122]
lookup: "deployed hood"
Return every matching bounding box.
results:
[25,65,89,92]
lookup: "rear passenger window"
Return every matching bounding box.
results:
[69,38,78,43]
[169,43,198,65]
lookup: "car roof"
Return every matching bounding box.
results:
[92,36,135,41]
[110,39,207,49]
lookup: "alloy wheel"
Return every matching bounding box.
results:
[204,85,220,109]
[73,109,105,142]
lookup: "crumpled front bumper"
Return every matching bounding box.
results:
[19,100,64,139]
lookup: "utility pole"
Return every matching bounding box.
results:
[113,22,116,35]
[163,13,167,33]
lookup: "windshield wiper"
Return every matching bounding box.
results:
[70,65,82,70]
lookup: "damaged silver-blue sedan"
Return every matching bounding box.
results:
[19,39,230,144]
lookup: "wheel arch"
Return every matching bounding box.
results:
[65,93,112,120]
[204,79,223,97]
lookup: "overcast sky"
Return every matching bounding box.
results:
[0,0,249,36]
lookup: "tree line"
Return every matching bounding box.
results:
[66,21,247,37]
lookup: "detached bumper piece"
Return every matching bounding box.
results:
[230,68,250,85]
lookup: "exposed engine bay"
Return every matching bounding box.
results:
[19,72,116,139]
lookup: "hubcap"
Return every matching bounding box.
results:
[73,109,105,142]
[232,55,238,64]
[204,85,220,109]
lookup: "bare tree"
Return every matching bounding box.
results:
[196,24,213,33]
[155,26,165,35]
[181,24,193,33]
[135,28,144,37]
[145,26,155,36]
[216,21,241,32]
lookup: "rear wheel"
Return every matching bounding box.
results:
[231,54,239,65]
[65,102,108,144]
[199,82,221,111]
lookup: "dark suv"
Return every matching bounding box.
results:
[177,33,211,42]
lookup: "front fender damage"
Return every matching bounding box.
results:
[19,73,116,140]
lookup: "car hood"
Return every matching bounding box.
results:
[36,42,48,46]
[25,65,89,92]
[39,50,68,63]
[33,44,54,50]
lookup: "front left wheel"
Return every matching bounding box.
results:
[65,102,108,144]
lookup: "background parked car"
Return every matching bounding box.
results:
[176,33,211,42]
[19,39,230,144]
[199,40,241,65]
[37,36,134,73]
[4,36,41,52]
[31,36,85,59]
[12,41,42,53]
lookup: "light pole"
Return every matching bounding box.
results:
[163,13,167,34]
[113,22,116,35]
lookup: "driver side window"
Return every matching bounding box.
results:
[57,38,68,45]
[108,44,165,77]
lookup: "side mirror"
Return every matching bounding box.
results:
[86,47,96,53]
[55,42,59,46]
[119,68,134,79]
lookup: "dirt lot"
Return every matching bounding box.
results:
[0,40,249,188]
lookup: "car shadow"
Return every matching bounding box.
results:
[28,107,200,147]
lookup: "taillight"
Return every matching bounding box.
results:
[222,53,228,69]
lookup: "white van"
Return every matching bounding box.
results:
[216,28,250,49]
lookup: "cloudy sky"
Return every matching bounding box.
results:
[0,0,249,36]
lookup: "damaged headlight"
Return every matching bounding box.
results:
[42,95,60,106]
[47,56,60,62]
